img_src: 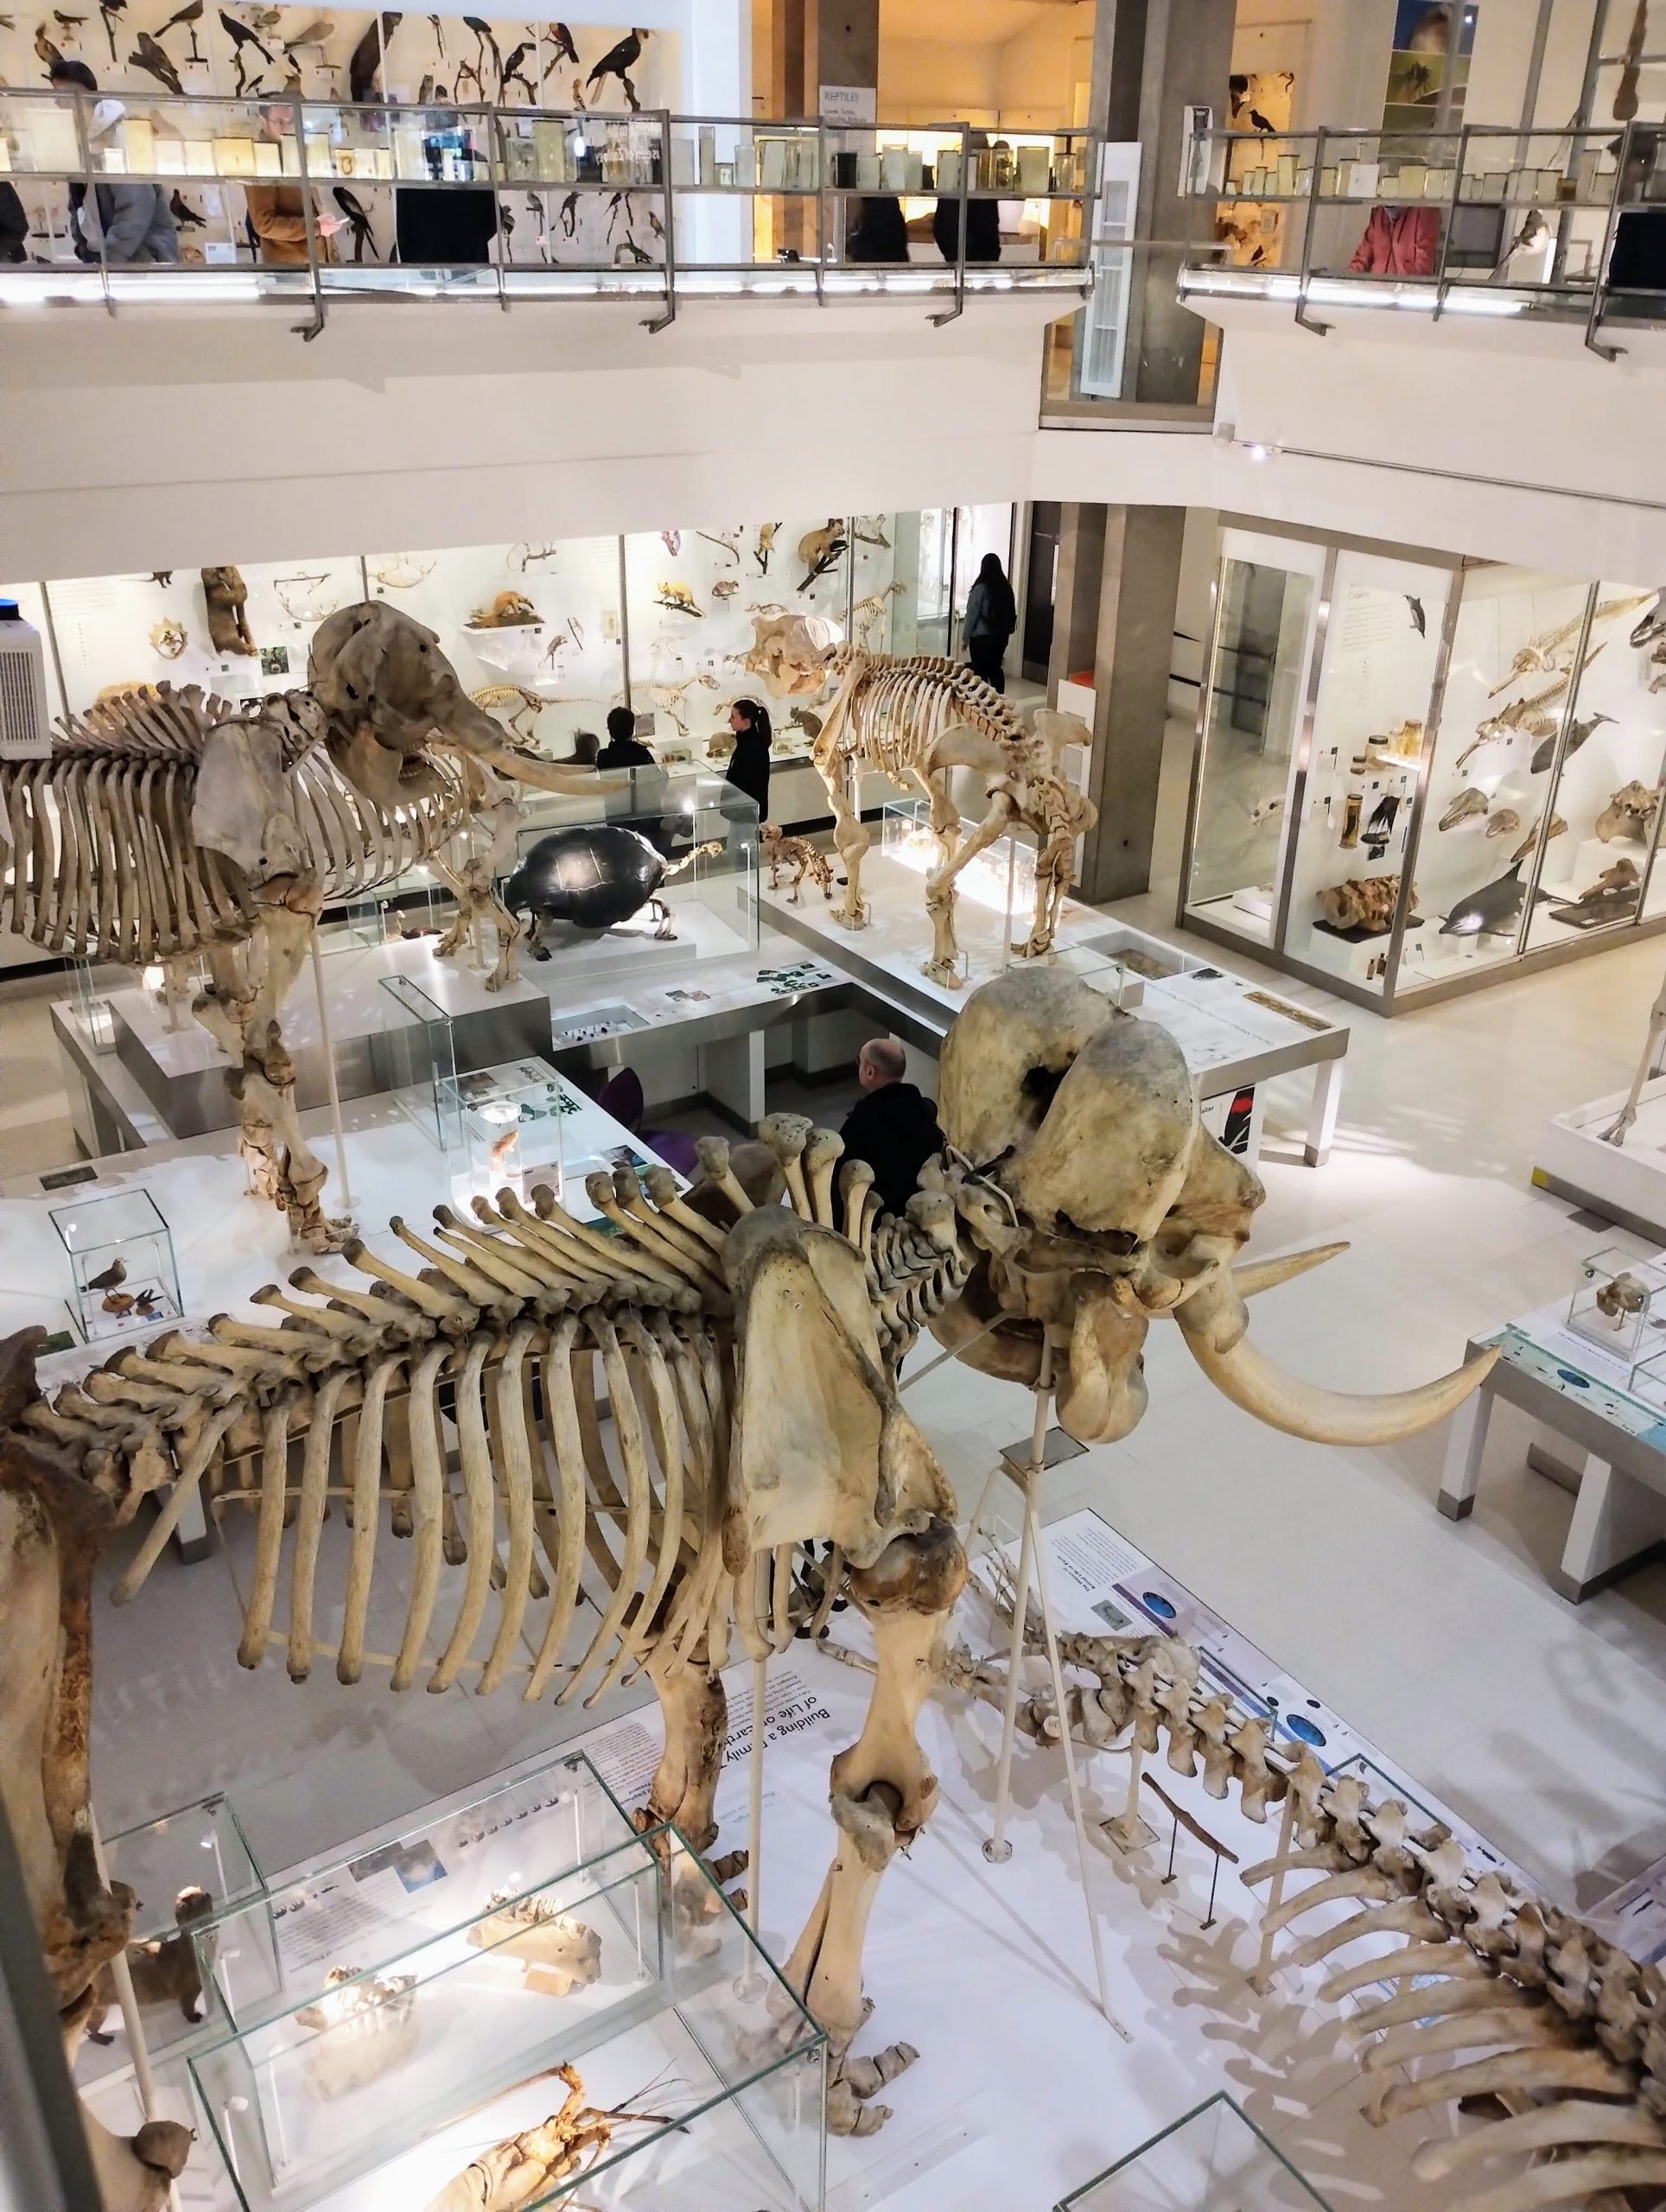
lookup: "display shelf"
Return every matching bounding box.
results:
[1057,2091,1334,2209]
[192,1831,826,2212]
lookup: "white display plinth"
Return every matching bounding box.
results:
[1536,1074,1666,1242]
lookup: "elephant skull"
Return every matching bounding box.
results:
[932,968,1494,1446]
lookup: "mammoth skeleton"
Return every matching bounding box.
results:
[0,604,607,1249]
[0,969,1491,2197]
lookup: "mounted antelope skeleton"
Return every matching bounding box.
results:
[743,614,1096,987]
[1,968,1492,2199]
[0,605,607,1249]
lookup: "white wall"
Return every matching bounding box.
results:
[878,1,1092,127]
[1230,0,1396,129]
[2,296,1061,580]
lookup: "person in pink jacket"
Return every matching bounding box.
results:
[1348,204,1440,275]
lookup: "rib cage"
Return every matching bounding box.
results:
[988,1624,1666,2209]
[0,683,473,963]
[816,651,1033,785]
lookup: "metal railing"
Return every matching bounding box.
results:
[0,88,1094,339]
[1177,122,1666,359]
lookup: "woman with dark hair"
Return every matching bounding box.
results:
[722,697,773,820]
[846,194,908,264]
[963,551,1017,692]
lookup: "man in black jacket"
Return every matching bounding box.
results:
[838,1039,945,1218]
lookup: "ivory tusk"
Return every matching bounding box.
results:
[1230,1241,1349,1298]
[1174,1274,1499,1446]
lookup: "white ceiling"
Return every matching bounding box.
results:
[880,0,1086,45]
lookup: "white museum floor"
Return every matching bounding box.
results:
[4,713,1666,2201]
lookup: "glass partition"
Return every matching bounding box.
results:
[1184,531,1323,948]
[1058,2089,1333,2209]
[1282,552,1450,996]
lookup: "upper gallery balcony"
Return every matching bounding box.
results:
[1175,121,1666,364]
[0,92,1094,336]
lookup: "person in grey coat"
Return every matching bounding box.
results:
[49,62,180,265]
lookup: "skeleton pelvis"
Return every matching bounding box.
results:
[725,1208,956,1570]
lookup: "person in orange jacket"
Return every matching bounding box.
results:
[245,105,345,267]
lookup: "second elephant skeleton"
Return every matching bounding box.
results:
[0,604,608,1249]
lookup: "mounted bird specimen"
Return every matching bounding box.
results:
[1614,0,1647,121]
[52,10,86,35]
[96,0,123,56]
[347,9,397,101]
[546,17,575,65]
[153,0,198,37]
[127,30,182,90]
[332,183,376,260]
[424,7,440,51]
[497,35,534,101]
[168,188,205,226]
[280,15,333,61]
[586,23,646,110]
[216,7,270,93]
[34,22,67,70]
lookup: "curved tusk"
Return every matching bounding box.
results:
[1174,1274,1497,1446]
[1232,1241,1349,1298]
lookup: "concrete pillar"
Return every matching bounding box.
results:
[775,0,879,116]
[1053,502,1186,905]
[1091,0,1237,405]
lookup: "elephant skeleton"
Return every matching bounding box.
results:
[1,968,1495,2194]
[743,615,1096,987]
[0,605,608,1249]
[959,1614,1666,2212]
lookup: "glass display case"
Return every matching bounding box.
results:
[196,1751,639,2037]
[51,1185,181,1342]
[191,1827,826,2212]
[104,1792,266,1948]
[440,1055,581,1204]
[1057,2092,1333,2209]
[1567,1246,1666,1368]
[505,773,760,969]
[1181,521,1666,1010]
[372,973,458,1147]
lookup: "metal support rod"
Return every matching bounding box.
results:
[814,118,827,306]
[308,932,354,1211]
[747,1647,767,1938]
[484,101,510,314]
[977,1339,1130,2039]
[291,90,326,341]
[1585,123,1630,360]
[1430,124,1467,320]
[643,109,677,331]
[70,90,115,321]
[1294,125,1331,336]
[90,1811,183,2212]
[930,119,970,325]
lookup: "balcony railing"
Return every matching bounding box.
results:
[0,89,1093,336]
[1177,122,1666,359]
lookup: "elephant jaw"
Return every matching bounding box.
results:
[929,1258,1149,1445]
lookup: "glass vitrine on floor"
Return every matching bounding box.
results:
[1180,518,1666,1011]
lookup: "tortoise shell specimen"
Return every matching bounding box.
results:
[504,823,673,936]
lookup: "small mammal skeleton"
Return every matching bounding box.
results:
[467,1888,602,1993]
[760,823,835,904]
[297,1966,419,2099]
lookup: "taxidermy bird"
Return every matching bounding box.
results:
[154,0,200,42]
[1406,595,1426,638]
[281,15,332,56]
[497,36,534,101]
[1248,107,1276,131]
[461,14,499,85]
[127,31,182,90]
[1615,0,1648,120]
[415,67,431,99]
[95,0,124,50]
[558,188,576,238]
[34,22,67,69]
[86,1257,127,1292]
[52,10,86,34]
[1497,207,1549,266]
[546,17,575,65]
[424,8,440,51]
[614,236,652,265]
[218,6,270,92]
[586,24,646,109]
[347,9,397,101]
[169,188,205,226]
[332,183,376,261]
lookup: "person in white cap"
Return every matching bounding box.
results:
[49,59,179,264]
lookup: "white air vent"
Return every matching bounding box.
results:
[0,606,52,760]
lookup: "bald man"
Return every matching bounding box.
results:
[837,1038,945,1217]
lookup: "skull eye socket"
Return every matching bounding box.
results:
[1021,1062,1067,1116]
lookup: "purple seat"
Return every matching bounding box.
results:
[647,1128,703,1179]
[595,1063,700,1180]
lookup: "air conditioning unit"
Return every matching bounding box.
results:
[0,601,52,760]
